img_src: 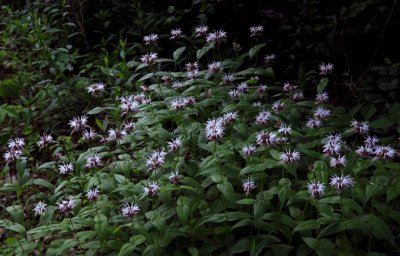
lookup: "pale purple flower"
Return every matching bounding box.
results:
[223,73,235,84]
[187,70,199,79]
[167,138,183,152]
[170,97,188,111]
[123,121,136,133]
[82,129,97,140]
[329,155,346,167]
[223,112,238,125]
[205,118,225,141]
[229,89,241,99]
[351,120,369,134]
[208,61,223,72]
[69,115,88,132]
[7,137,25,150]
[323,134,343,156]
[87,82,106,96]
[107,128,127,142]
[37,134,54,148]
[33,201,47,216]
[170,28,182,40]
[85,154,102,169]
[307,181,325,198]
[143,33,158,45]
[280,149,301,164]
[140,52,158,65]
[255,110,272,125]
[306,117,322,128]
[86,187,100,201]
[355,145,374,158]
[316,92,329,103]
[249,25,264,37]
[319,63,334,75]
[161,76,173,84]
[256,130,276,146]
[3,149,22,162]
[194,25,209,37]
[257,85,268,95]
[133,93,151,104]
[278,123,292,135]
[59,163,74,175]
[172,81,185,89]
[121,203,140,218]
[313,106,331,119]
[283,82,297,93]
[242,145,257,156]
[374,145,397,159]
[120,96,140,115]
[272,101,284,113]
[329,174,354,193]
[143,181,160,196]
[185,62,199,72]
[264,54,276,64]
[253,101,262,107]
[169,170,181,185]
[146,149,167,171]
[206,30,227,44]
[364,135,379,147]
[57,198,76,215]
[242,177,256,195]
[237,82,249,93]
[292,90,304,101]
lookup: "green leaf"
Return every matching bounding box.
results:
[248,43,266,60]
[387,178,400,201]
[196,45,214,60]
[173,47,186,61]
[317,78,329,93]
[361,104,376,120]
[371,215,395,246]
[217,181,236,203]
[29,178,55,190]
[0,220,26,235]
[369,117,393,129]
[269,149,281,160]
[294,220,319,232]
[319,222,346,237]
[188,247,199,256]
[365,183,383,201]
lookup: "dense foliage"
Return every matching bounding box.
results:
[1,0,399,255]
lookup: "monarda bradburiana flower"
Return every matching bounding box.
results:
[242,177,256,195]
[121,203,140,218]
[307,181,325,198]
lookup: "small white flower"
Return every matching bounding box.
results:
[351,120,369,134]
[120,96,140,115]
[206,30,227,44]
[3,149,22,162]
[278,123,292,135]
[364,135,379,147]
[256,131,276,146]
[194,25,209,37]
[255,110,272,125]
[314,106,331,119]
[242,177,256,195]
[237,82,248,93]
[57,197,76,215]
[83,129,97,140]
[223,112,238,125]
[107,128,127,142]
[355,145,374,158]
[170,28,182,40]
[283,82,297,93]
[307,181,325,198]
[169,170,181,185]
[292,90,304,101]
[242,145,257,156]
[87,82,106,96]
[143,181,160,196]
[146,149,167,171]
[69,115,88,132]
[208,61,223,72]
[228,89,241,99]
[280,149,301,164]
[85,154,102,169]
[140,52,158,65]
[8,137,25,150]
[319,63,334,75]
[33,201,47,216]
[264,54,276,64]
[167,138,183,152]
[123,121,136,133]
[223,73,235,84]
[143,33,158,45]
[249,25,264,37]
[59,163,74,175]
[374,145,397,159]
[37,134,54,148]
[316,92,329,103]
[323,134,343,156]
[329,155,346,167]
[205,118,225,141]
[329,174,354,193]
[121,203,140,218]
[306,117,322,128]
[86,187,100,201]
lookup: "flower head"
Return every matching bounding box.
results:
[85,154,102,169]
[319,63,334,75]
[169,170,182,185]
[242,177,256,195]
[143,33,158,45]
[146,149,167,171]
[170,28,183,40]
[57,197,76,215]
[69,115,88,132]
[86,187,100,201]
[255,110,272,125]
[167,137,183,152]
[59,163,74,175]
[87,82,106,96]
[264,54,276,64]
[33,201,47,216]
[223,73,235,84]
[206,30,227,44]
[316,92,329,103]
[278,123,292,135]
[140,52,158,65]
[329,174,354,193]
[256,131,276,147]
[280,149,301,164]
[329,155,346,167]
[374,145,397,159]
[122,203,140,218]
[205,118,225,141]
[208,61,223,72]
[307,181,325,198]
[249,25,264,37]
[351,120,369,134]
[107,128,127,142]
[194,25,209,37]
[83,129,98,140]
[143,181,160,196]
[7,137,25,150]
[242,145,257,156]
